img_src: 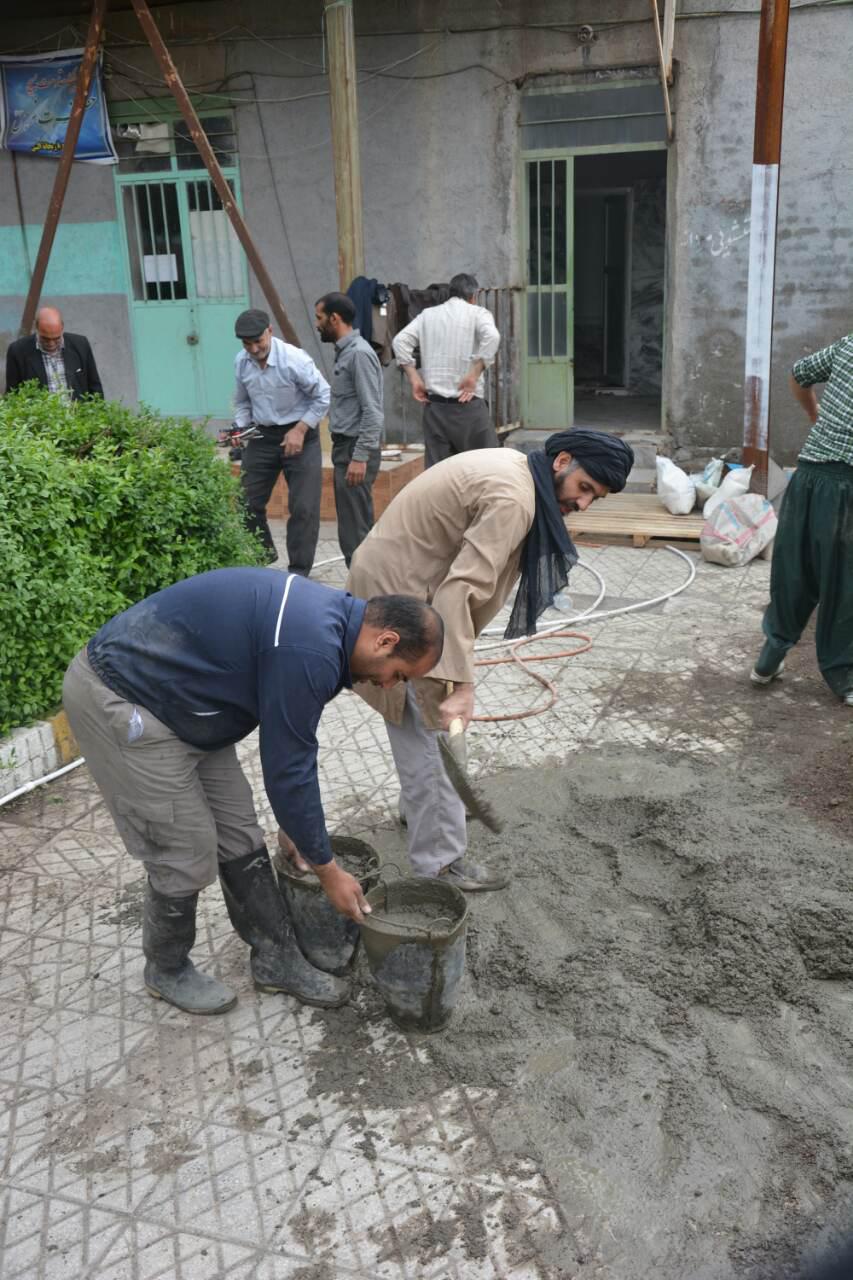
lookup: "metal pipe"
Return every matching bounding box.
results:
[130,0,302,346]
[742,0,791,496]
[19,0,109,336]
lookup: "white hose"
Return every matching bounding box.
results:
[0,756,85,808]
[313,553,346,570]
[473,546,696,655]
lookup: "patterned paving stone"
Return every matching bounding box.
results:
[0,542,779,1278]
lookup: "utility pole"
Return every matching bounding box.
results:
[742,0,791,495]
[324,0,365,290]
[20,0,109,335]
[130,0,301,345]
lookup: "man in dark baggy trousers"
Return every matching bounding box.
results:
[314,291,384,567]
[233,309,330,573]
[750,333,853,705]
[63,569,443,1016]
[392,273,500,468]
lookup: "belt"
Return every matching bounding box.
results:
[426,393,480,404]
[255,420,303,430]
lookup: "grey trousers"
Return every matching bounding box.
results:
[331,433,382,568]
[62,649,263,897]
[240,426,322,573]
[385,684,466,877]
[422,398,498,469]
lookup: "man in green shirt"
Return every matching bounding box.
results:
[751,334,853,703]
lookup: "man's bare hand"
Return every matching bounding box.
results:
[277,828,312,874]
[314,861,372,923]
[406,370,429,404]
[282,423,308,456]
[457,371,478,403]
[439,681,475,731]
[346,459,367,487]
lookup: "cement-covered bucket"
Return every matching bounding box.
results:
[275,835,380,976]
[360,877,470,1033]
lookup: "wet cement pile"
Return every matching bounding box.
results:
[308,746,853,1279]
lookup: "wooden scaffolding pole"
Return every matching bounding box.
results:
[324,0,365,290]
[649,0,674,142]
[662,0,677,84]
[19,0,109,336]
[742,0,791,495]
[130,0,301,346]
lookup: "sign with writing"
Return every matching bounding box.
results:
[0,48,117,164]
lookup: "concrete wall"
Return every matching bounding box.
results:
[1,1,851,460]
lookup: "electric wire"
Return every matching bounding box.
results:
[3,1,851,57]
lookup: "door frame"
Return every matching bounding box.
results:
[519,79,669,426]
[574,185,634,390]
[110,99,249,418]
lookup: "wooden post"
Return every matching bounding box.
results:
[649,0,674,143]
[19,0,109,336]
[662,0,677,84]
[742,0,791,495]
[324,0,365,290]
[130,0,301,346]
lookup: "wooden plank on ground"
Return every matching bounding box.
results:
[566,492,704,547]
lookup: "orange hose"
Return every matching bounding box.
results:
[471,630,592,722]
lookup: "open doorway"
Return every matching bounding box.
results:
[573,149,666,432]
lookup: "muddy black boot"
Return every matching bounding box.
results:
[142,882,237,1015]
[219,847,349,1008]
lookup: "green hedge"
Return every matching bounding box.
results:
[0,386,264,735]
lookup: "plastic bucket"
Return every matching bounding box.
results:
[360,877,470,1033]
[275,835,380,976]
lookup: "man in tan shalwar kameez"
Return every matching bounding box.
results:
[345,435,633,891]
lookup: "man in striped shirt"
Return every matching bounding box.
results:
[751,334,853,704]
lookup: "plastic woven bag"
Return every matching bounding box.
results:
[700,493,778,567]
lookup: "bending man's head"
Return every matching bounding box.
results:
[351,596,444,688]
[545,429,635,514]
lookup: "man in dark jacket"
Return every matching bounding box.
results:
[5,305,103,400]
[63,569,443,1016]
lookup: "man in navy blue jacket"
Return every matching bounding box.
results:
[63,569,443,1015]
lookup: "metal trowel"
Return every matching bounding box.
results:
[438,682,504,833]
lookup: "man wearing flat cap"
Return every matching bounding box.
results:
[233,309,330,574]
[340,430,634,892]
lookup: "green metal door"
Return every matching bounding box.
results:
[114,113,248,419]
[524,156,573,428]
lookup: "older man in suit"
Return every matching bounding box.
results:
[5,306,103,401]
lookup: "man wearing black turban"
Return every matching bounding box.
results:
[300,432,633,894]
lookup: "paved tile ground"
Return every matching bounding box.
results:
[0,523,792,1279]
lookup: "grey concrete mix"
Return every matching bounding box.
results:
[1,524,852,1278]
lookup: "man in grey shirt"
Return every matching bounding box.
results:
[392,272,500,468]
[315,292,384,566]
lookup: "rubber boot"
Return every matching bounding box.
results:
[219,847,349,1008]
[142,882,237,1015]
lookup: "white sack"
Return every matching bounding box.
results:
[656,456,697,516]
[701,457,725,488]
[700,493,778,567]
[694,480,719,505]
[703,464,753,519]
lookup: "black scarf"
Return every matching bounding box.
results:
[504,449,578,639]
